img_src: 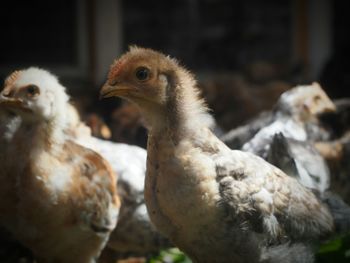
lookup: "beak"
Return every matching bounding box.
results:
[99,82,130,100]
[304,99,336,116]
[323,105,336,113]
[0,97,23,108]
[0,96,30,112]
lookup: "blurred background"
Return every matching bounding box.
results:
[1,0,349,147]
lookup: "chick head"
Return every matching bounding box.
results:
[100,46,183,107]
[276,82,335,119]
[0,67,69,122]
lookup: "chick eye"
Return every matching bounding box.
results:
[26,85,40,97]
[135,67,150,81]
[313,95,321,102]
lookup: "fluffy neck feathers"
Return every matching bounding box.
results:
[15,112,67,156]
[0,111,21,142]
[148,65,209,142]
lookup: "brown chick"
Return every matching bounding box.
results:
[0,68,120,263]
[100,47,335,263]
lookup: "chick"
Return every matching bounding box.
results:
[242,83,335,157]
[100,47,336,263]
[0,68,120,263]
[225,84,335,194]
[66,104,171,260]
[221,84,335,151]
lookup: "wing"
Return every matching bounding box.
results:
[242,119,307,158]
[214,149,334,241]
[267,133,299,178]
[64,141,120,235]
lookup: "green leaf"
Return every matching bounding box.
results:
[318,238,343,254]
[148,248,192,263]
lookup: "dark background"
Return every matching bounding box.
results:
[0,0,349,138]
[1,0,349,96]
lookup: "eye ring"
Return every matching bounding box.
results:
[26,85,40,97]
[135,67,150,81]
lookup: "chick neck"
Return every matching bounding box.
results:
[146,67,209,144]
[16,111,67,156]
[0,110,21,143]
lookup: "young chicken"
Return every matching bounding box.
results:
[222,83,335,149]
[100,47,335,263]
[242,83,335,157]
[0,68,120,263]
[222,84,335,194]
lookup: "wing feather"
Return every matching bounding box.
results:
[214,149,333,241]
[64,141,120,234]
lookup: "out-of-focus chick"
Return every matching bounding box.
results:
[267,133,330,194]
[0,68,120,263]
[100,47,337,263]
[242,83,335,157]
[221,84,335,150]
[66,105,171,260]
[237,84,335,194]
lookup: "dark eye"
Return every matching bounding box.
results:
[313,95,321,102]
[135,67,150,81]
[26,85,40,97]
